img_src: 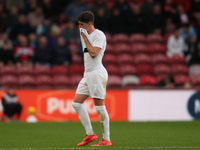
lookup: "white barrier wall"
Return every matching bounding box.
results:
[128,90,200,121]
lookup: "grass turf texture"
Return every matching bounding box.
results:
[0,121,200,150]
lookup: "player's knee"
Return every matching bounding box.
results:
[72,102,82,109]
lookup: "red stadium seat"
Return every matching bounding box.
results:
[174,74,190,86]
[133,53,151,65]
[146,33,163,44]
[36,75,53,88]
[154,64,171,76]
[137,64,154,76]
[0,65,16,76]
[131,43,148,54]
[35,65,51,76]
[17,65,34,76]
[156,74,166,83]
[18,75,36,87]
[113,33,129,43]
[1,75,18,87]
[117,54,134,65]
[121,75,140,88]
[149,43,166,54]
[107,75,121,87]
[103,53,117,65]
[171,64,188,76]
[151,53,168,64]
[68,43,78,55]
[53,75,70,88]
[169,55,185,65]
[105,43,114,54]
[189,65,200,78]
[52,65,68,75]
[72,54,83,64]
[69,64,84,75]
[129,33,146,44]
[119,64,137,76]
[105,64,119,75]
[191,75,200,86]
[140,75,157,86]
[105,34,113,44]
[69,74,83,87]
[114,43,131,54]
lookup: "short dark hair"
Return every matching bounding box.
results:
[78,11,94,24]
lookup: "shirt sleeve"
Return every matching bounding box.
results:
[92,32,105,49]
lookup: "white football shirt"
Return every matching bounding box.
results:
[83,29,106,72]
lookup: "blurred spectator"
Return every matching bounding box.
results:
[61,20,79,44]
[27,7,44,29]
[6,0,24,11]
[1,87,22,121]
[48,25,61,47]
[173,0,190,12]
[36,18,52,37]
[24,0,38,14]
[161,0,177,18]
[14,36,34,65]
[190,0,200,13]
[167,29,184,57]
[9,14,33,41]
[112,0,131,17]
[64,0,90,22]
[157,74,175,88]
[179,23,197,43]
[165,17,176,34]
[109,8,125,34]
[41,0,55,18]
[6,5,19,31]
[185,36,195,57]
[127,5,144,34]
[91,0,110,16]
[0,32,13,49]
[94,8,108,33]
[28,33,37,48]
[0,42,15,67]
[188,41,200,66]
[141,0,155,16]
[0,3,6,32]
[53,36,72,67]
[34,36,52,67]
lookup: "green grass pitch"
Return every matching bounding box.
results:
[0,121,200,150]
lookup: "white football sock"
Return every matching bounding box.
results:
[72,102,94,135]
[95,106,110,141]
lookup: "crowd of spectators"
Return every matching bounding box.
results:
[0,0,200,88]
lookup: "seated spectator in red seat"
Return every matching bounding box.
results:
[0,3,6,32]
[127,5,145,34]
[53,37,72,67]
[112,0,131,17]
[91,0,110,16]
[61,20,79,44]
[34,36,52,67]
[28,33,37,48]
[157,74,175,88]
[9,14,33,41]
[188,42,200,66]
[94,8,108,33]
[1,87,22,121]
[167,29,184,57]
[14,36,34,66]
[190,0,200,13]
[0,42,15,67]
[27,7,44,29]
[6,5,19,31]
[0,32,13,49]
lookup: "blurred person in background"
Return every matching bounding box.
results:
[1,87,22,121]
[53,36,72,67]
[190,0,200,13]
[41,0,55,19]
[27,7,44,29]
[127,4,144,34]
[188,41,200,66]
[6,5,19,32]
[65,0,90,22]
[141,0,155,16]
[173,0,190,12]
[0,3,6,32]
[24,0,38,14]
[0,32,13,49]
[61,20,79,44]
[48,25,61,47]
[0,42,15,67]
[161,0,177,18]
[28,33,37,48]
[34,36,52,67]
[167,29,184,57]
[91,0,110,17]
[157,74,175,88]
[14,35,34,66]
[36,18,52,37]
[6,0,24,12]
[165,17,176,34]
[112,0,131,17]
[9,14,33,42]
[94,8,108,33]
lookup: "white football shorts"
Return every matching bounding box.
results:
[76,66,108,99]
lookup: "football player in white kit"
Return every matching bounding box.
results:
[72,11,112,147]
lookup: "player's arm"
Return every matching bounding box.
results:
[81,32,100,58]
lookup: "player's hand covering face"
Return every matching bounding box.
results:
[79,21,90,31]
